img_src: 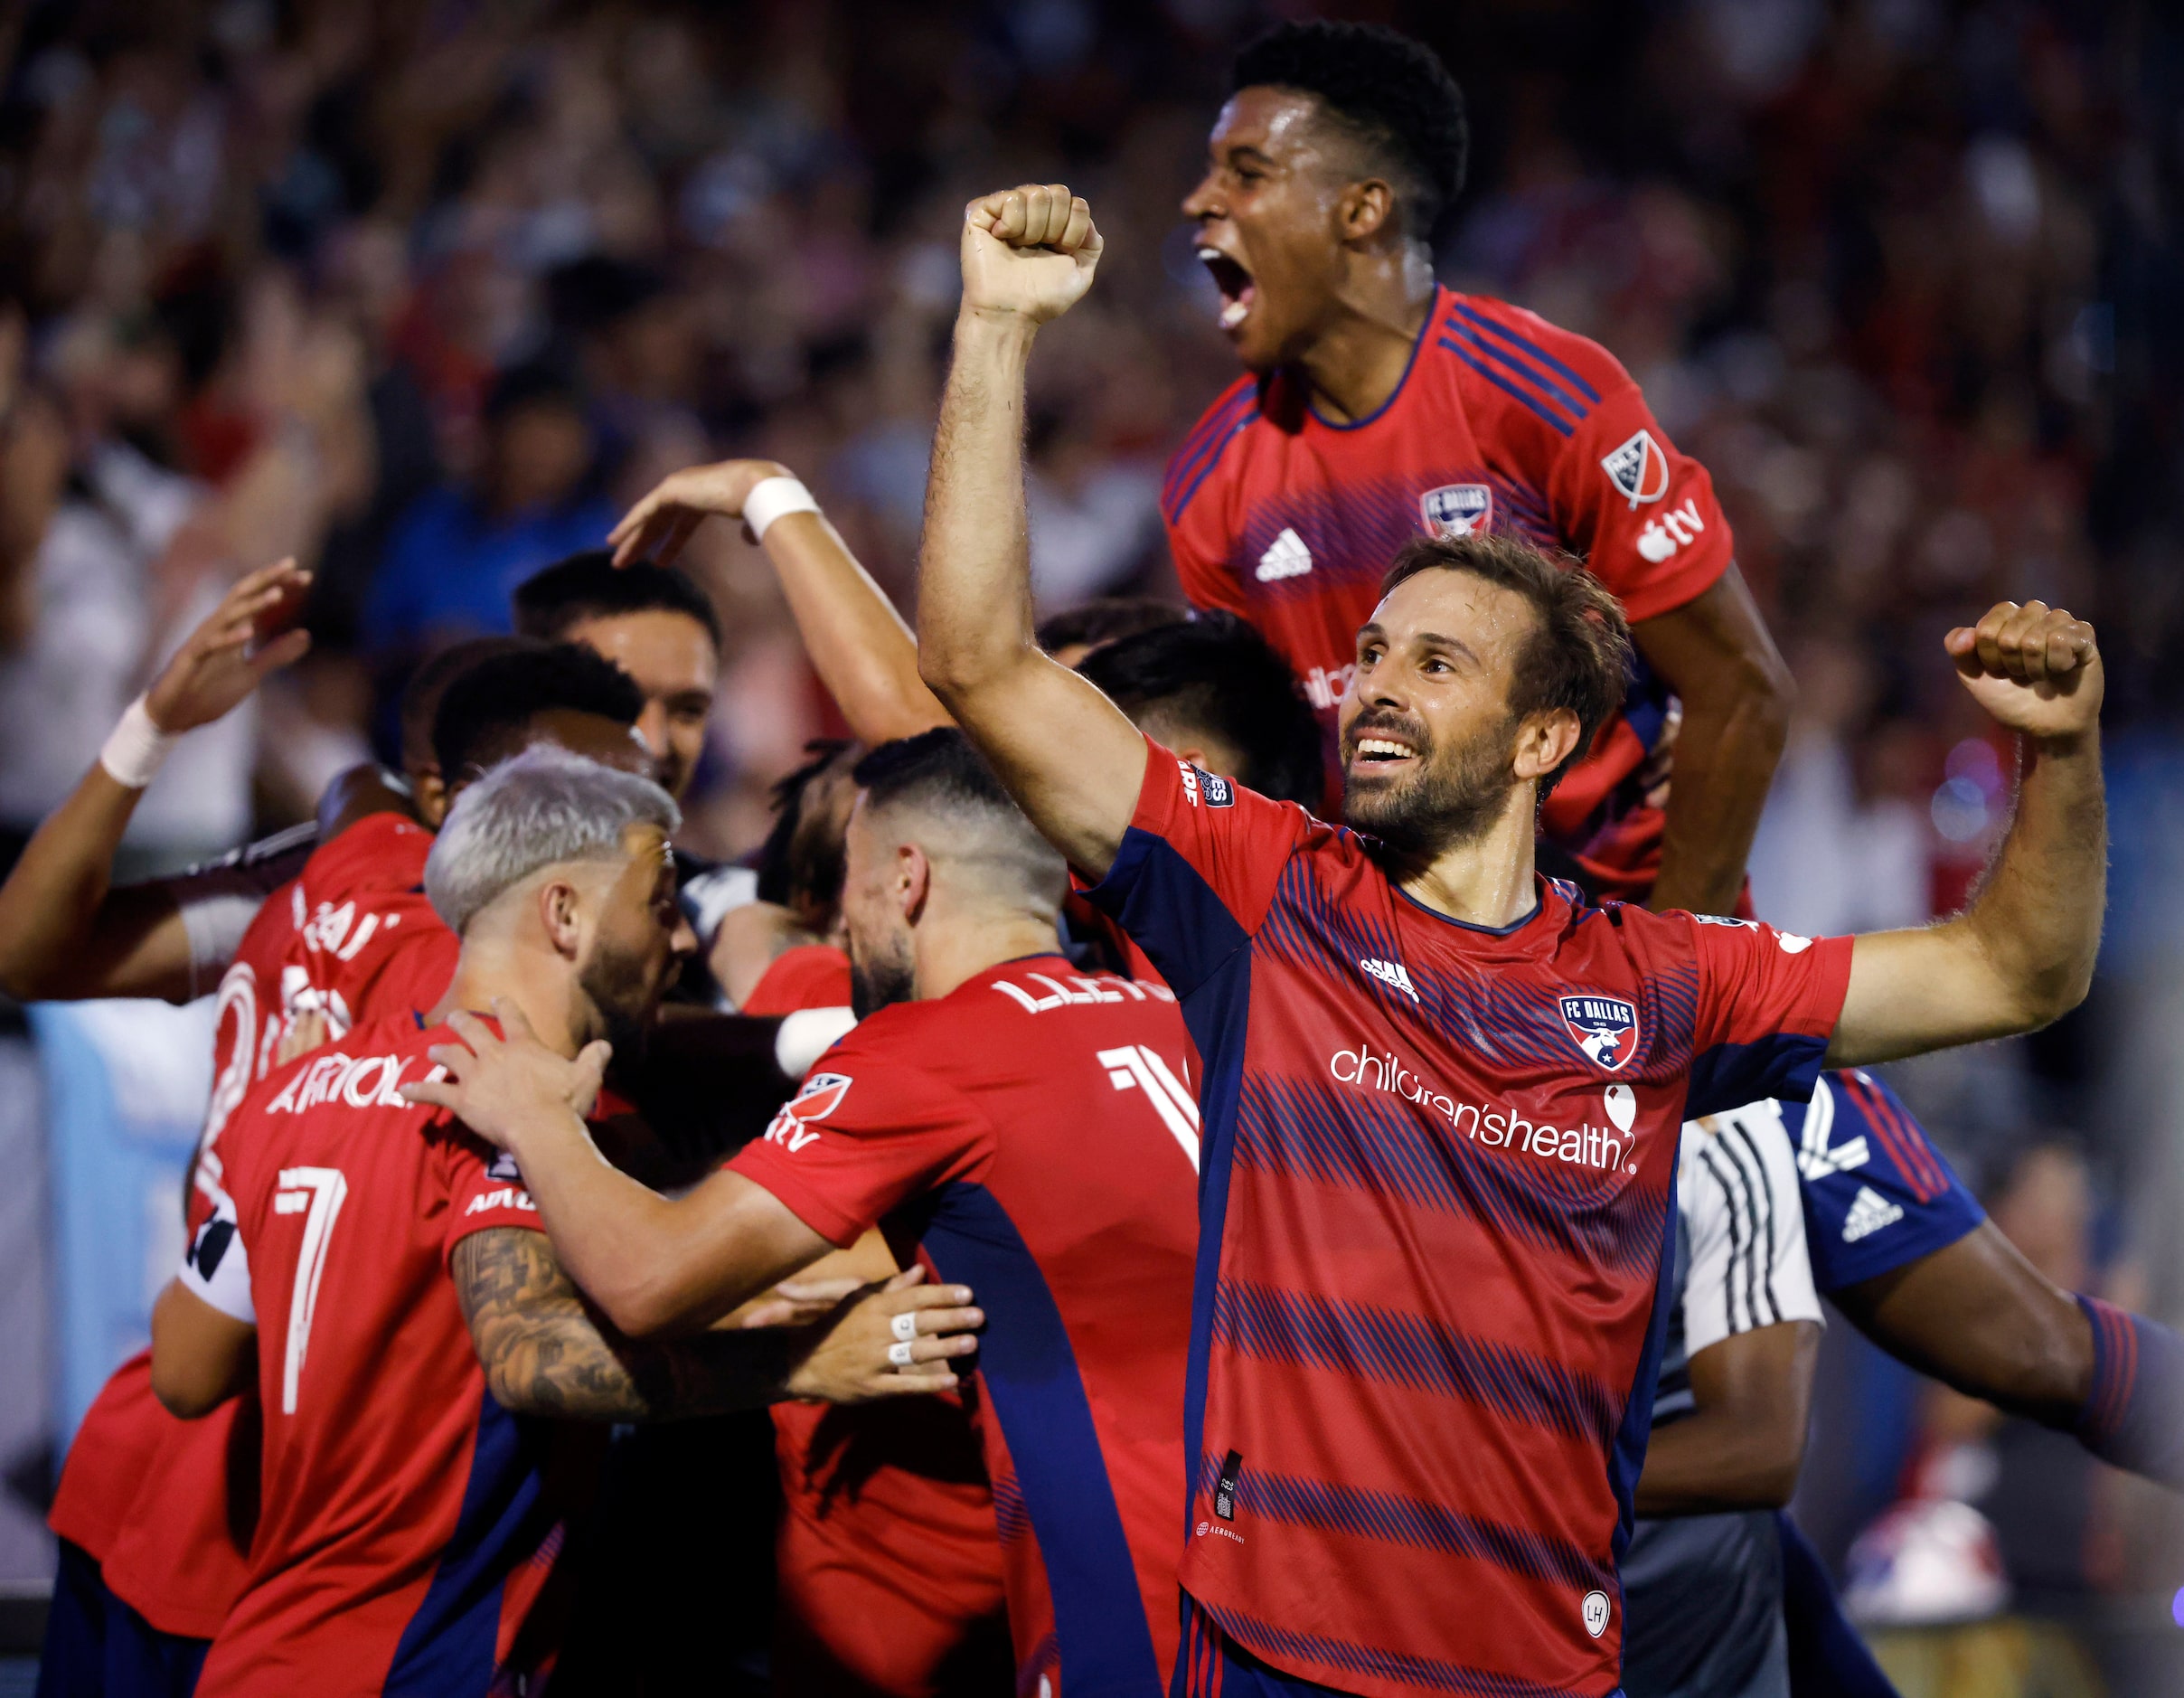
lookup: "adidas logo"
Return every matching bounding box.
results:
[1256,528,1313,581]
[1841,1185,1904,1243]
[1360,957,1419,1002]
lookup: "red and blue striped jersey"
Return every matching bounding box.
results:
[1163,287,1734,900]
[730,956,1200,1696]
[1083,741,1851,1698]
[182,1018,563,1697]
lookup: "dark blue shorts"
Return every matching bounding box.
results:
[1172,1596,1354,1697]
[35,1539,208,1698]
[1785,1069,1985,1294]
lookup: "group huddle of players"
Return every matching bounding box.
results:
[14,21,2179,1698]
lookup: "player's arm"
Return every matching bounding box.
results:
[916,185,1147,880]
[1829,601,2104,1065]
[148,1279,258,1419]
[452,1228,979,1420]
[406,1006,844,1335]
[1633,1321,1822,1514]
[1631,565,1793,916]
[608,458,952,746]
[0,561,311,1003]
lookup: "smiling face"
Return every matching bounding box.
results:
[1338,569,1548,858]
[1182,86,1378,371]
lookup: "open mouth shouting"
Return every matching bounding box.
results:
[1197,245,1256,333]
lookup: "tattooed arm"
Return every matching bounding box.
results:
[452,1227,983,1421]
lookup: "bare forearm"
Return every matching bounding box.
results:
[1962,730,2105,1021]
[454,1230,797,1421]
[1648,684,1788,915]
[764,512,951,743]
[1633,1410,1801,1514]
[504,1105,812,1335]
[918,313,1041,701]
[0,768,190,1001]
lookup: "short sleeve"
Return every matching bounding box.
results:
[440,1130,548,1264]
[728,1037,989,1250]
[1677,1104,1822,1357]
[1078,737,1314,999]
[178,1190,254,1324]
[1549,380,1734,625]
[1680,916,1854,1118]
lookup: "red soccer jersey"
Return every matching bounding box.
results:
[1163,287,1734,901]
[175,1015,558,1698]
[1081,741,1851,1698]
[275,811,459,1036]
[743,943,855,1015]
[730,957,1200,1696]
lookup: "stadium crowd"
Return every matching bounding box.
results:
[0,3,2180,1697]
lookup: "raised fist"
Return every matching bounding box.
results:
[1944,600,2103,742]
[959,184,1102,325]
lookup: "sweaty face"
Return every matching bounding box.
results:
[1182,87,1367,371]
[839,798,916,1019]
[1339,571,1537,859]
[564,611,719,802]
[575,823,694,1056]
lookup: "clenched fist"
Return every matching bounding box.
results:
[1944,600,2102,742]
[959,184,1102,325]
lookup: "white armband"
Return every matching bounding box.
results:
[743,476,822,542]
[99,697,177,790]
[179,1202,255,1325]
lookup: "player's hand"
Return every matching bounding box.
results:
[607,458,795,567]
[143,559,313,734]
[402,1000,611,1151]
[959,184,1101,325]
[1944,600,2103,742]
[781,1266,984,1404]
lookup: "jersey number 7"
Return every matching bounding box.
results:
[272,1166,348,1414]
[1098,1045,1200,1171]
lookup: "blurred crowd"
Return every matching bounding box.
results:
[1,0,2181,1675]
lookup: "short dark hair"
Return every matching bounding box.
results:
[1231,21,1469,243]
[754,740,857,912]
[399,637,528,772]
[1077,612,1324,807]
[852,730,1065,905]
[483,358,587,426]
[431,641,645,781]
[513,550,723,652]
[1035,596,1187,657]
[1378,534,1632,797]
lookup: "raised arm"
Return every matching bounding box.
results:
[0,561,311,1002]
[452,1228,979,1420]
[916,185,1148,880]
[608,458,951,746]
[1828,600,2104,1065]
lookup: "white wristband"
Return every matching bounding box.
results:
[99,696,177,789]
[743,476,822,542]
[776,1006,856,1080]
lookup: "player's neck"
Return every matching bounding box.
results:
[911,908,1068,1004]
[1391,803,1543,932]
[433,942,583,1059]
[1294,252,1436,425]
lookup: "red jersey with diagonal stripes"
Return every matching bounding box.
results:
[1082,741,1851,1698]
[1163,287,1734,901]
[178,1012,560,1698]
[730,957,1200,1697]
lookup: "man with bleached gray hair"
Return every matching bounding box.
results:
[148,746,987,1698]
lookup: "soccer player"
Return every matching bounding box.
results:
[147,748,983,1697]
[1167,20,1789,919]
[909,181,2107,1696]
[403,730,1204,1696]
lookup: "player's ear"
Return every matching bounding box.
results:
[539,876,586,961]
[1340,177,1396,244]
[413,765,449,829]
[1511,708,1581,786]
[898,843,933,925]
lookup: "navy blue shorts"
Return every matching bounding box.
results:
[36,1539,208,1698]
[1172,1596,1354,1697]
[1784,1069,1985,1294]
